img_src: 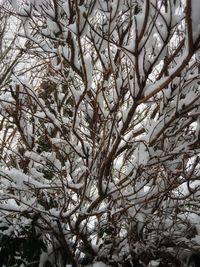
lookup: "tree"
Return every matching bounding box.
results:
[0,0,200,266]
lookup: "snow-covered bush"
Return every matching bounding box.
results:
[0,0,200,266]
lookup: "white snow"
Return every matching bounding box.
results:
[86,262,108,267]
[148,260,160,266]
[191,0,200,41]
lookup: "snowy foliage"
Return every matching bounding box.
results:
[0,0,200,266]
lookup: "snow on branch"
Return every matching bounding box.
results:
[0,1,200,266]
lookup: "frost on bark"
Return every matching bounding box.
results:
[0,0,200,266]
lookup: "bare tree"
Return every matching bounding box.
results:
[0,0,200,266]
